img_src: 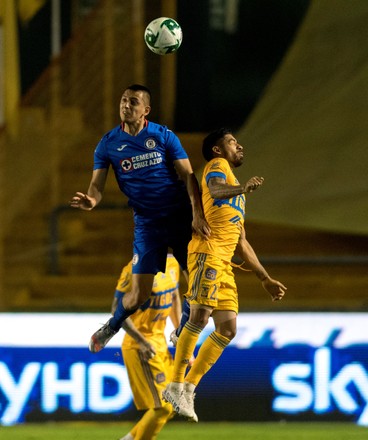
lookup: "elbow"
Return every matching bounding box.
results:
[209,189,220,199]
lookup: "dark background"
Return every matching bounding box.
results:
[18,0,310,132]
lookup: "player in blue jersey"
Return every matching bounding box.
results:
[70,84,210,353]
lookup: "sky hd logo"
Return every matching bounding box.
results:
[1,313,368,425]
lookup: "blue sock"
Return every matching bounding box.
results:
[109,297,136,331]
[176,298,190,337]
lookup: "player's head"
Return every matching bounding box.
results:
[120,84,151,123]
[125,84,151,104]
[202,128,244,167]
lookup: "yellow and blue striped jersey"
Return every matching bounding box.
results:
[115,255,180,352]
[188,158,246,262]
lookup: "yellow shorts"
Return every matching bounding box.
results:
[122,348,173,410]
[185,253,238,313]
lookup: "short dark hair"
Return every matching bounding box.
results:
[202,128,233,162]
[125,84,151,103]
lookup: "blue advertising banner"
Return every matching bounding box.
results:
[1,313,367,425]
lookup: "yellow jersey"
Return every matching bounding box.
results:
[188,158,246,262]
[116,255,180,352]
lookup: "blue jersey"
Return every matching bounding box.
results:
[94,121,190,217]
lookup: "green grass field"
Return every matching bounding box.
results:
[1,422,367,440]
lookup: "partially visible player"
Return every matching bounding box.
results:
[114,254,181,440]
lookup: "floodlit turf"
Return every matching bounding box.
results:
[1,421,367,440]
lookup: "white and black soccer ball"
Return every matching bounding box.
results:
[144,17,183,55]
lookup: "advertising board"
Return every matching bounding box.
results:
[1,313,367,425]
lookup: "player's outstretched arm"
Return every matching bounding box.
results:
[69,168,108,210]
[235,227,287,301]
[207,175,264,200]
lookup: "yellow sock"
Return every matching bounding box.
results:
[185,331,230,387]
[172,322,202,383]
[130,403,173,440]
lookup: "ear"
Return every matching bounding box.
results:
[144,105,151,116]
[212,145,221,156]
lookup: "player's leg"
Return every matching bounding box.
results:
[184,262,238,418]
[109,272,154,328]
[89,224,167,353]
[120,347,175,439]
[163,305,211,422]
[164,253,221,420]
[186,262,238,387]
[172,305,212,381]
[89,273,155,353]
[127,403,173,440]
[180,310,235,423]
[185,309,236,387]
[110,230,167,330]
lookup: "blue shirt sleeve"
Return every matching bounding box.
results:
[93,135,110,170]
[165,128,188,161]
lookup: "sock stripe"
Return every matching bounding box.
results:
[184,321,203,335]
[209,331,230,349]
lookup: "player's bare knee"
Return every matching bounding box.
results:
[216,324,237,340]
[190,314,209,329]
[189,306,212,329]
[221,328,236,340]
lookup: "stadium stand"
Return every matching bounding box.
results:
[1,0,367,312]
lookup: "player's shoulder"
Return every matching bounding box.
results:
[203,158,230,185]
[206,157,230,172]
[100,124,122,142]
[146,121,178,141]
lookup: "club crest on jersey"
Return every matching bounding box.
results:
[120,158,132,172]
[145,138,157,149]
[156,373,166,383]
[205,268,217,280]
[132,253,139,265]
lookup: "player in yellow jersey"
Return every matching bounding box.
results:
[163,128,287,422]
[113,254,181,440]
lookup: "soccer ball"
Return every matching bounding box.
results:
[144,17,183,55]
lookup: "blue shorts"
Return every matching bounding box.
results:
[132,207,192,274]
